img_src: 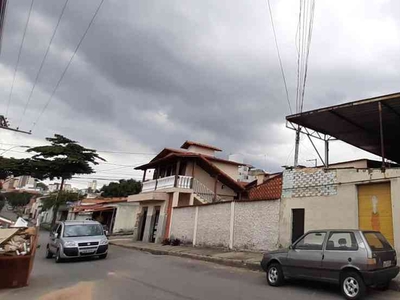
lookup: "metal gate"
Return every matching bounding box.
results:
[358,183,394,246]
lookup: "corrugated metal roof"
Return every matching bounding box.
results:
[287,92,400,163]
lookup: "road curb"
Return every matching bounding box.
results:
[109,241,261,271]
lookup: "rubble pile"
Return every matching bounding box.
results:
[0,228,36,256]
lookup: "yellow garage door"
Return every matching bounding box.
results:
[358,183,394,246]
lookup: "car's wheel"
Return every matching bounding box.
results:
[55,248,63,263]
[45,245,53,259]
[99,253,107,259]
[341,271,366,300]
[266,263,284,287]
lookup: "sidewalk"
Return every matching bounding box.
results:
[109,238,262,271]
[110,238,400,292]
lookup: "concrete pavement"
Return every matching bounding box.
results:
[0,232,399,300]
[110,238,400,292]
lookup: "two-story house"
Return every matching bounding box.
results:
[128,141,249,243]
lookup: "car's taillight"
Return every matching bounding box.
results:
[367,258,376,266]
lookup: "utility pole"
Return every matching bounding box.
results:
[294,127,300,167]
[0,115,31,135]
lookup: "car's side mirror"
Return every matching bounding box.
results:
[289,245,294,250]
[53,232,59,239]
[103,230,108,236]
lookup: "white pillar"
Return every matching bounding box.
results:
[172,192,179,207]
[193,206,199,246]
[189,193,194,205]
[229,201,235,249]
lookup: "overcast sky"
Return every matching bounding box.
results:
[1,0,399,188]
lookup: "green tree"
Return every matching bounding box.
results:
[27,134,104,225]
[41,191,81,212]
[101,179,141,197]
[4,192,33,208]
[0,157,34,180]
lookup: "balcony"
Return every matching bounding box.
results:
[142,175,192,192]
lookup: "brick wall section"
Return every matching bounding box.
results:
[282,168,337,198]
[247,174,282,200]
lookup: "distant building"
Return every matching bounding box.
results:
[48,182,73,192]
[88,180,97,191]
[48,183,60,192]
[228,154,261,183]
[63,184,72,192]
[1,175,37,191]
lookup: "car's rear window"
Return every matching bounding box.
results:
[363,232,392,251]
[64,224,103,237]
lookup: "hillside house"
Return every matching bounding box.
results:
[128,141,248,243]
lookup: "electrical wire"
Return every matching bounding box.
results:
[299,0,315,113]
[295,0,315,113]
[96,150,156,155]
[16,0,70,129]
[30,0,105,132]
[266,0,292,114]
[5,0,35,118]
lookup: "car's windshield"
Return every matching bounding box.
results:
[63,224,103,237]
[363,232,392,251]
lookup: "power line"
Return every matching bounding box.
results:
[30,0,105,132]
[5,0,35,118]
[96,150,156,155]
[17,0,70,129]
[266,0,292,114]
[299,0,315,113]
[0,142,157,156]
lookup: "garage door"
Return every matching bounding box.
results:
[358,183,394,246]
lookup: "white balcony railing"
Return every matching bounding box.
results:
[177,176,192,189]
[141,175,193,192]
[156,176,176,189]
[142,180,156,192]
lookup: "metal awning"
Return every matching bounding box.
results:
[286,92,400,165]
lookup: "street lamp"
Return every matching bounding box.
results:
[0,145,30,156]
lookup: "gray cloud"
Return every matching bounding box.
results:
[1,0,400,187]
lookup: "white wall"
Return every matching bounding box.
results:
[234,200,280,250]
[196,203,231,248]
[171,199,280,251]
[186,145,215,156]
[170,206,195,242]
[211,161,239,181]
[193,164,236,199]
[112,203,139,233]
[280,167,400,255]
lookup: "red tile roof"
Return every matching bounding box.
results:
[247,174,282,201]
[81,197,127,205]
[181,141,222,152]
[145,148,250,167]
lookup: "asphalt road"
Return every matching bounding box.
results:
[0,233,399,300]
